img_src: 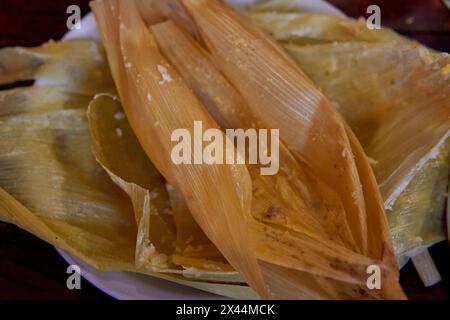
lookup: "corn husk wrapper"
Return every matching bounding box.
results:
[151,0,404,298]
[279,42,450,261]
[249,12,408,45]
[250,3,450,272]
[87,94,239,278]
[94,0,402,300]
[248,0,306,13]
[91,0,269,298]
[284,43,450,206]
[0,41,136,270]
[0,41,114,95]
[0,40,259,299]
[0,0,412,297]
[87,94,177,272]
[152,21,362,299]
[152,21,358,250]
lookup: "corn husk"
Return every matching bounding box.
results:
[249,0,306,13]
[87,93,177,272]
[152,21,367,299]
[279,42,450,260]
[0,41,114,95]
[91,0,269,298]
[0,41,136,270]
[0,39,261,299]
[249,11,408,45]
[87,93,239,277]
[0,0,415,300]
[152,21,358,253]
[151,1,404,298]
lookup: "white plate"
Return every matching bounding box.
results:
[58,0,344,300]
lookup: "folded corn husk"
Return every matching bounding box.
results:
[152,20,388,299]
[87,93,239,278]
[249,3,450,278]
[141,1,404,294]
[0,41,136,270]
[3,0,440,300]
[87,93,178,272]
[249,11,408,45]
[278,42,450,261]
[0,40,259,299]
[90,0,404,299]
[91,0,269,298]
[0,41,114,95]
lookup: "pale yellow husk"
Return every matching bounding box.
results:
[249,1,450,268]
[146,0,405,299]
[0,40,258,299]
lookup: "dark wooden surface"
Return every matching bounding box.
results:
[0,0,449,300]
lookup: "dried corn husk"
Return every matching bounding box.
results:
[151,2,404,298]
[0,40,259,299]
[281,42,450,260]
[87,93,177,272]
[91,0,269,298]
[87,94,238,276]
[0,41,136,270]
[250,4,450,276]
[152,21,358,251]
[181,0,371,253]
[153,21,367,299]
[0,41,114,95]
[249,0,306,13]
[249,12,408,45]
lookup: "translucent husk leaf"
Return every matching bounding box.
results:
[0,40,136,270]
[87,93,237,276]
[91,0,269,298]
[181,0,374,255]
[389,139,449,264]
[179,3,406,294]
[282,42,450,207]
[282,42,450,261]
[249,0,306,13]
[0,87,138,271]
[0,86,92,117]
[87,93,177,272]
[0,41,114,95]
[151,17,403,299]
[165,184,235,273]
[0,39,257,298]
[0,181,255,299]
[249,12,408,45]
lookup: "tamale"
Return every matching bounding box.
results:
[152,21,358,251]
[91,0,269,298]
[279,42,449,261]
[150,1,404,298]
[249,12,408,45]
[0,41,137,270]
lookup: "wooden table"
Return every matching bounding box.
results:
[0,0,449,300]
